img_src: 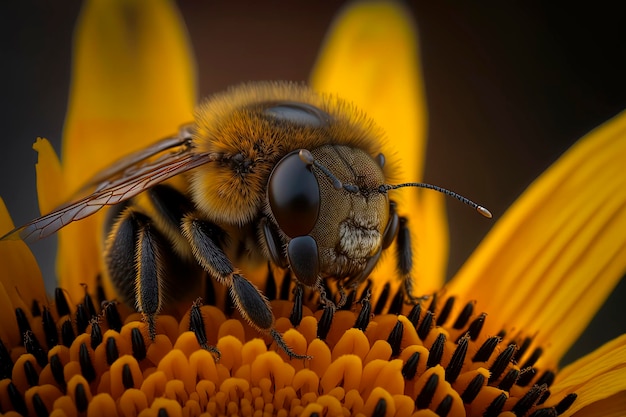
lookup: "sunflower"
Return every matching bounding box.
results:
[1,1,625,416]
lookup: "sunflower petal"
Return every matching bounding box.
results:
[447,110,626,365]
[33,137,65,215]
[310,1,446,291]
[56,0,197,303]
[0,198,47,346]
[547,334,626,416]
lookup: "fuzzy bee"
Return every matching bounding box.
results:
[3,81,490,358]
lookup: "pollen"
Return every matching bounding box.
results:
[0,276,578,417]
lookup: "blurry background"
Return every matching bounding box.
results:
[1,1,625,367]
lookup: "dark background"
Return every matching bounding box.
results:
[1,1,625,367]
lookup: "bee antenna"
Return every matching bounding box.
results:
[379,183,492,218]
[298,149,360,193]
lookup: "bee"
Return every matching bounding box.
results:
[3,81,491,359]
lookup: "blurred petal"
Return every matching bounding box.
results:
[33,137,64,215]
[57,0,197,302]
[447,110,626,365]
[0,198,47,346]
[310,1,446,293]
[548,334,626,416]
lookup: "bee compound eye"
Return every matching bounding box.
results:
[268,151,320,238]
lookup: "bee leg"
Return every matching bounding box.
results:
[182,216,309,359]
[396,216,428,304]
[105,210,165,340]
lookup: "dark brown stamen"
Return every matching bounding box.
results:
[435,394,453,417]
[512,384,548,416]
[61,319,76,347]
[104,302,123,332]
[388,288,404,315]
[371,398,387,417]
[15,308,31,338]
[452,300,474,329]
[23,359,39,387]
[31,299,41,317]
[0,339,13,379]
[90,320,103,350]
[386,320,404,357]
[415,372,438,409]
[353,296,371,331]
[317,305,334,340]
[75,382,89,412]
[407,302,421,328]
[32,392,48,417]
[189,300,208,349]
[517,366,537,387]
[537,388,551,405]
[75,304,90,334]
[445,335,468,383]
[79,343,96,382]
[84,290,97,318]
[488,343,516,383]
[279,270,292,301]
[498,368,519,391]
[24,330,47,367]
[555,393,577,415]
[401,351,420,380]
[290,284,304,326]
[467,313,486,341]
[417,310,434,340]
[436,296,455,326]
[265,267,277,300]
[106,337,119,365]
[522,347,544,369]
[426,333,446,368]
[472,336,501,362]
[461,373,484,403]
[529,408,557,417]
[131,327,147,361]
[514,336,532,362]
[41,308,58,350]
[8,381,28,416]
[54,287,71,317]
[483,392,507,417]
[373,282,390,315]
[158,407,170,417]
[536,370,555,387]
[49,354,65,389]
[122,363,135,389]
[427,292,438,313]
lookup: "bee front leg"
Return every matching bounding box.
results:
[182,216,309,359]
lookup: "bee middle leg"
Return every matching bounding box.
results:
[181,215,309,359]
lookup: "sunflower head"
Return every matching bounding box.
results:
[2,1,626,417]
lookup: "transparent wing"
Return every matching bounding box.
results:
[2,129,215,243]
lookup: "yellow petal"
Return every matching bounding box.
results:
[447,110,626,364]
[33,137,65,215]
[310,1,446,293]
[548,334,626,416]
[0,197,47,347]
[57,0,197,302]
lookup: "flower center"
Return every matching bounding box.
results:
[0,273,577,417]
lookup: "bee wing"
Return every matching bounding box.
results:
[2,131,215,243]
[77,124,195,194]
